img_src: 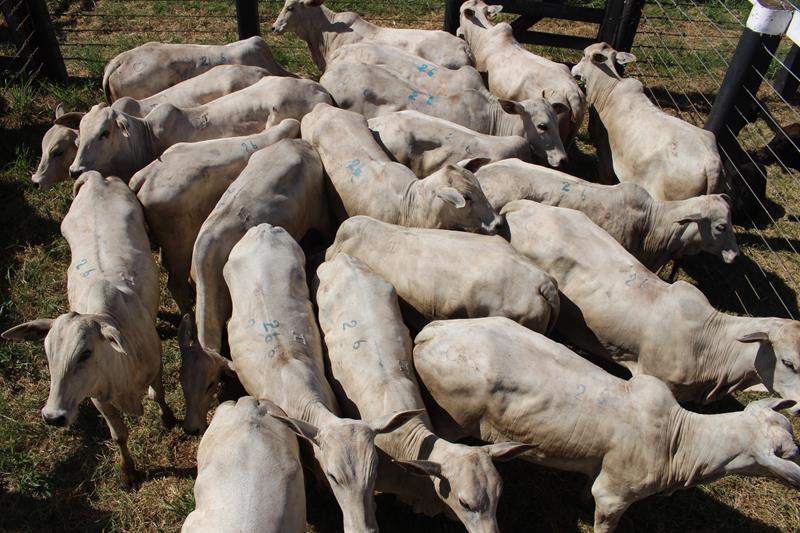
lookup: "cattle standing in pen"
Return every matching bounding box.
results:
[2,171,175,487]
[572,42,726,200]
[476,158,739,270]
[414,317,800,533]
[130,118,301,315]
[181,397,306,533]
[301,103,503,233]
[69,76,331,181]
[271,0,472,70]
[326,215,560,334]
[220,224,418,533]
[501,199,800,411]
[102,36,295,101]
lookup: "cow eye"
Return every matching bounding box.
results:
[52,150,64,158]
[77,349,92,363]
[100,130,110,139]
[782,358,796,371]
[327,472,341,486]
[537,123,547,131]
[458,497,474,511]
[287,5,294,10]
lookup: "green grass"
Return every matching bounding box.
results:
[2,0,800,532]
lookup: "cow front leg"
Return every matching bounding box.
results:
[92,398,140,489]
[591,473,632,533]
[148,364,177,429]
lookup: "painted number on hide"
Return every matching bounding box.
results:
[562,182,571,192]
[342,320,358,330]
[75,258,96,278]
[408,90,419,102]
[241,140,258,153]
[425,95,435,105]
[352,339,367,350]
[345,159,363,177]
[200,56,209,66]
[418,64,435,77]
[262,320,280,342]
[625,271,649,289]
[574,383,586,399]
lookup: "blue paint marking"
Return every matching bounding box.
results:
[75,258,88,270]
[345,159,363,177]
[408,90,419,102]
[425,95,435,105]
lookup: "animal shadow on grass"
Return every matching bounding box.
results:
[0,403,113,532]
[677,251,800,318]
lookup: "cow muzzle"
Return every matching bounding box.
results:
[42,408,69,427]
[481,215,505,236]
[69,166,86,179]
[721,249,738,264]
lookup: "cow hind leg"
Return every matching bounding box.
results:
[92,399,140,489]
[148,364,177,429]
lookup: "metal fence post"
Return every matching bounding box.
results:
[236,0,260,39]
[611,0,645,52]
[444,0,464,34]
[26,0,67,82]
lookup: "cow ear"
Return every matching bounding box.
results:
[483,442,536,461]
[591,51,609,64]
[746,398,797,413]
[270,413,320,446]
[116,114,130,138]
[552,102,570,116]
[1,319,53,341]
[737,331,771,344]
[487,4,503,16]
[209,349,237,376]
[457,157,491,173]
[497,99,523,115]
[437,186,467,208]
[177,314,195,349]
[462,7,476,17]
[54,112,85,129]
[392,459,444,479]
[55,103,65,119]
[368,409,424,434]
[720,193,733,207]
[675,213,703,225]
[99,322,128,356]
[615,52,637,65]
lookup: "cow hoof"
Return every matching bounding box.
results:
[120,468,143,490]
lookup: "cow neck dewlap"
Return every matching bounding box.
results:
[666,408,754,487]
[301,5,341,70]
[586,67,622,114]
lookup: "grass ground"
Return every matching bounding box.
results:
[1,0,799,532]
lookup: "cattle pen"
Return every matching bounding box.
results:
[1,0,800,532]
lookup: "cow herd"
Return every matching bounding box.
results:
[4,0,800,531]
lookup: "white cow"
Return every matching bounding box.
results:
[413,317,800,533]
[130,118,301,315]
[181,397,306,533]
[301,103,503,233]
[458,0,586,146]
[102,36,294,101]
[320,61,567,167]
[223,224,419,532]
[501,199,800,411]
[2,171,175,487]
[271,0,472,70]
[571,42,726,200]
[110,64,273,117]
[32,105,79,190]
[476,158,739,270]
[70,76,331,181]
[325,215,560,334]
[368,111,532,178]
[316,253,532,532]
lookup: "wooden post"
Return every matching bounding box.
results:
[773,43,800,99]
[27,0,67,82]
[611,0,646,52]
[235,0,260,39]
[444,0,463,34]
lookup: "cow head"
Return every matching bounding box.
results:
[459,0,503,31]
[2,313,131,426]
[395,441,532,533]
[738,321,800,415]
[671,194,739,263]
[70,104,137,179]
[739,398,800,485]
[571,42,636,82]
[419,158,504,235]
[273,410,419,532]
[272,0,325,34]
[33,105,82,190]
[498,97,568,168]
[177,314,235,435]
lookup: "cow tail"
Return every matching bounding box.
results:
[102,58,120,103]
[542,280,561,335]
